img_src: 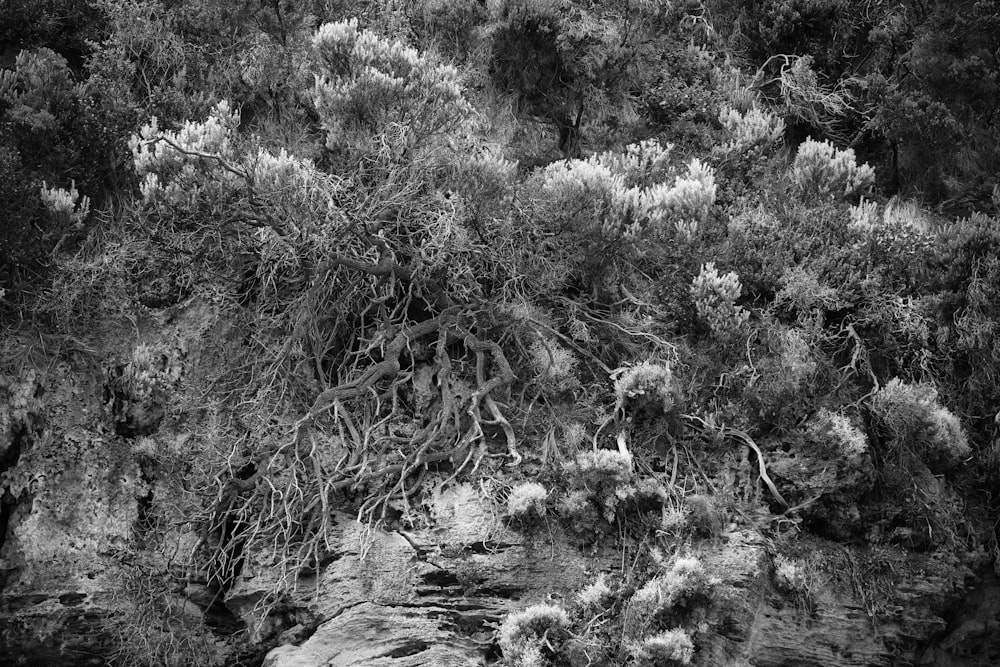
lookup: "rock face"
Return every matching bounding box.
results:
[254,483,600,667]
[0,367,140,665]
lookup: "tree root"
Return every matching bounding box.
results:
[201,310,521,610]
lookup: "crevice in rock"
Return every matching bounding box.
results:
[380,639,429,658]
[202,594,246,635]
[447,609,500,637]
[419,569,462,589]
[462,540,518,555]
[470,584,523,598]
[59,592,88,606]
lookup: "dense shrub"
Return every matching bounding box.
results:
[691,262,750,339]
[634,628,695,666]
[312,18,471,159]
[622,557,712,639]
[789,137,875,202]
[498,604,571,666]
[868,378,971,472]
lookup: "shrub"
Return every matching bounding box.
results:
[560,448,649,524]
[868,378,971,471]
[508,481,549,519]
[311,18,471,157]
[772,266,844,317]
[772,554,819,611]
[410,0,487,56]
[622,557,711,639]
[789,137,875,201]
[634,627,695,666]
[613,360,675,415]
[717,105,785,155]
[39,180,90,228]
[497,603,570,666]
[129,99,242,207]
[2,48,76,131]
[691,262,750,339]
[564,448,634,490]
[538,140,716,244]
[530,139,716,288]
[767,408,874,536]
[575,575,613,612]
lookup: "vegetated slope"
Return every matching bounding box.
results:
[1,1,999,666]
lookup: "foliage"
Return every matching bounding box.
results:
[634,627,695,666]
[409,0,488,56]
[312,18,471,159]
[528,335,580,394]
[507,481,549,519]
[486,0,686,156]
[768,408,874,536]
[532,139,716,286]
[0,45,131,294]
[789,137,875,202]
[5,0,1000,662]
[691,262,750,339]
[868,378,971,472]
[613,360,676,416]
[716,104,785,156]
[498,603,571,666]
[39,180,90,227]
[622,557,712,639]
[575,575,613,612]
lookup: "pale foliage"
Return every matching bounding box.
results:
[635,628,695,665]
[40,180,90,226]
[790,138,875,201]
[613,360,674,414]
[312,18,470,155]
[869,378,971,466]
[130,100,241,205]
[718,105,785,153]
[576,575,613,611]
[507,482,549,518]
[691,262,750,339]
[539,139,717,243]
[623,557,710,639]
[498,604,570,666]
[808,409,868,459]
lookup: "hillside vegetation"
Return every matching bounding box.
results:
[1,1,999,665]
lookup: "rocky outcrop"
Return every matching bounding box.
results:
[253,483,602,666]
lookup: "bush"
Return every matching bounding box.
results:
[768,408,874,536]
[622,557,711,639]
[634,627,695,666]
[507,481,549,519]
[575,575,613,612]
[691,262,749,339]
[311,18,471,158]
[613,360,675,416]
[528,335,580,394]
[868,378,971,471]
[497,603,571,666]
[716,105,785,156]
[558,448,668,526]
[410,0,487,56]
[789,137,875,202]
